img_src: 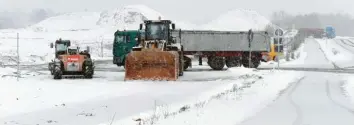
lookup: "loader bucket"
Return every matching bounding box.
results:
[124,49,180,81]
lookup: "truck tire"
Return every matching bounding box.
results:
[207,56,225,70]
[225,57,241,68]
[242,59,260,68]
[53,66,62,79]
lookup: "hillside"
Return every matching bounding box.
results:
[201,9,272,31]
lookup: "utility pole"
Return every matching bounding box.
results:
[100,36,103,58]
[277,35,280,69]
[275,28,283,69]
[248,29,254,68]
[17,33,20,81]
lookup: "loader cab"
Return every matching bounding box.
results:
[50,39,71,58]
[67,46,79,55]
[139,20,175,41]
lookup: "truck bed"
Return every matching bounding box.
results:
[172,30,271,52]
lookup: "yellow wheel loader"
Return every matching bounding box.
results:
[124,18,184,81]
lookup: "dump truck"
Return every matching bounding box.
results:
[113,23,271,73]
[48,39,95,79]
[124,18,184,81]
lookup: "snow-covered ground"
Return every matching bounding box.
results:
[117,70,303,125]
[316,37,354,68]
[0,63,303,125]
[234,37,354,125]
[343,76,354,104]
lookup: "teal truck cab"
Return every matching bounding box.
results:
[112,30,143,67]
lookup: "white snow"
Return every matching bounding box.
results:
[0,67,17,77]
[0,65,303,125]
[30,12,101,32]
[0,65,245,118]
[343,76,354,105]
[200,9,276,31]
[316,38,354,68]
[99,69,303,125]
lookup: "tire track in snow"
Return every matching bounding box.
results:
[316,40,341,69]
[287,76,306,125]
[237,76,306,125]
[342,39,354,48]
[333,39,354,69]
[337,40,354,53]
[325,80,354,115]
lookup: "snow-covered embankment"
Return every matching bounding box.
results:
[102,68,304,125]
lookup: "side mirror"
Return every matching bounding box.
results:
[139,24,143,30]
[172,23,175,30]
[50,43,54,48]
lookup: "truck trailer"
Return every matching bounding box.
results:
[171,30,270,70]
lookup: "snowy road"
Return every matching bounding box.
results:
[238,72,354,125]
[237,39,354,125]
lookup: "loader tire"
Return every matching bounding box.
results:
[53,66,62,79]
[83,66,93,79]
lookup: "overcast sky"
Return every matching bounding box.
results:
[0,0,353,23]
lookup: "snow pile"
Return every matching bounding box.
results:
[99,70,303,125]
[200,9,277,31]
[29,12,101,32]
[96,5,163,30]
